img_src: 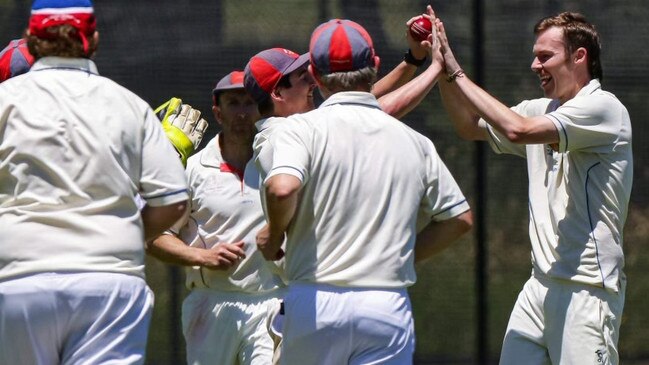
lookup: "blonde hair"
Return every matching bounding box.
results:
[318,66,377,93]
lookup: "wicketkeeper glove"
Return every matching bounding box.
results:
[154,97,209,166]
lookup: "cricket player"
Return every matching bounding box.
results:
[0,1,189,364]
[147,25,438,362]
[246,10,447,203]
[256,19,473,364]
[242,14,452,363]
[0,37,207,162]
[147,71,286,365]
[433,6,632,364]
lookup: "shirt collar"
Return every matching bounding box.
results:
[576,78,601,97]
[30,57,99,75]
[199,134,225,168]
[319,91,381,110]
[198,134,247,179]
[255,116,285,132]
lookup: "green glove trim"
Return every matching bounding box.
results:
[155,97,208,167]
[162,123,195,167]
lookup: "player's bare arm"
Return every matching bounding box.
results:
[434,9,558,144]
[141,202,187,242]
[147,234,246,270]
[371,12,429,98]
[414,210,473,263]
[432,7,487,142]
[259,174,302,261]
[378,8,443,119]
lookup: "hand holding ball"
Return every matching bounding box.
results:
[409,16,432,42]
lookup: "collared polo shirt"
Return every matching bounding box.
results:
[254,117,289,181]
[0,57,188,281]
[253,116,289,219]
[483,79,632,291]
[178,135,284,292]
[267,91,470,288]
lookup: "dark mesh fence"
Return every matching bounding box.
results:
[2,0,648,363]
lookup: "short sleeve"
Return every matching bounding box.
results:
[252,118,278,179]
[139,108,189,206]
[545,93,625,153]
[266,116,311,184]
[418,136,470,230]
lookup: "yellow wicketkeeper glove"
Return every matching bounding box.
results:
[154,97,209,167]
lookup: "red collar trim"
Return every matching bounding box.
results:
[220,162,244,180]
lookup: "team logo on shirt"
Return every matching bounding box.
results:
[202,175,223,194]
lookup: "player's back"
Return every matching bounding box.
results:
[274,91,450,288]
[0,56,180,280]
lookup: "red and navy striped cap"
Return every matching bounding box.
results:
[244,47,310,104]
[212,70,246,104]
[213,70,245,94]
[29,0,96,53]
[0,39,35,83]
[309,19,378,75]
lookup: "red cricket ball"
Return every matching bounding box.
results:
[409,16,432,42]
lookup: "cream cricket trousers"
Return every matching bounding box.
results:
[500,274,625,365]
[280,283,415,365]
[0,272,153,365]
[182,288,283,365]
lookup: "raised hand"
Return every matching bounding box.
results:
[405,14,430,61]
[428,5,463,77]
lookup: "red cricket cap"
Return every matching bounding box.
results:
[243,48,310,104]
[309,19,378,75]
[0,39,35,82]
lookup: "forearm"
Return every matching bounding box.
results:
[373,61,418,98]
[453,76,559,144]
[379,61,443,119]
[451,75,529,141]
[415,210,473,263]
[147,233,202,266]
[264,174,301,251]
[438,78,487,141]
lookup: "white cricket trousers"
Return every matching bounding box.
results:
[280,283,415,365]
[182,288,283,365]
[0,272,154,365]
[499,274,625,365]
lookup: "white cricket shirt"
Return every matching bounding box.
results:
[483,79,632,291]
[177,135,284,293]
[267,92,470,288]
[0,57,189,281]
[253,116,288,221]
[253,116,288,182]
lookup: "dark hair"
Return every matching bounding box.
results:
[276,74,292,89]
[27,25,96,59]
[534,12,602,80]
[212,91,223,106]
[257,95,274,116]
[255,74,293,116]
